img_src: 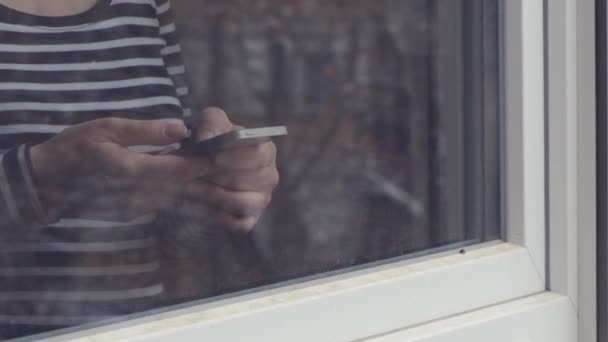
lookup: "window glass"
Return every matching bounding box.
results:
[0,0,500,339]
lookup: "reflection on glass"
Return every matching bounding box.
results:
[0,0,500,339]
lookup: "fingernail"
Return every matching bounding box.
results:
[165,124,188,139]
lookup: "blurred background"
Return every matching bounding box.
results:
[163,0,501,301]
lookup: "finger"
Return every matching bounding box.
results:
[194,107,238,141]
[184,180,271,219]
[204,165,279,192]
[213,141,277,171]
[88,117,188,147]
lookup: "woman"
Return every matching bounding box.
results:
[0,0,278,339]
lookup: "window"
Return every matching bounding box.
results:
[0,0,597,341]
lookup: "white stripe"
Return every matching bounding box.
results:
[0,37,164,53]
[47,213,157,228]
[176,86,189,96]
[0,77,173,92]
[2,238,155,252]
[167,65,186,75]
[161,44,181,56]
[0,118,184,135]
[0,262,159,277]
[0,17,158,34]
[0,284,163,301]
[0,315,116,326]
[0,96,180,112]
[0,58,164,71]
[0,155,19,223]
[156,1,171,15]
[160,23,176,35]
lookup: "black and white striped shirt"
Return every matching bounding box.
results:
[0,0,192,338]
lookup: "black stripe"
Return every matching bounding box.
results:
[0,45,162,64]
[160,30,179,45]
[158,16,173,28]
[156,3,174,26]
[38,224,155,243]
[108,3,158,20]
[0,105,182,126]
[0,247,158,268]
[0,66,168,83]
[162,51,182,66]
[0,85,179,104]
[0,134,52,149]
[0,24,159,45]
[1,295,160,316]
[0,272,160,292]
[169,73,188,88]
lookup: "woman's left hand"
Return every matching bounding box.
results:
[181,107,279,233]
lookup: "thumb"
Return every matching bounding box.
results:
[194,107,237,141]
[96,118,189,146]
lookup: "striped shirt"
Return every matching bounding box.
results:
[0,0,192,339]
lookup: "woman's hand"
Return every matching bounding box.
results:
[182,108,280,233]
[29,117,209,219]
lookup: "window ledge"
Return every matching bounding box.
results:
[41,243,544,342]
[364,292,576,342]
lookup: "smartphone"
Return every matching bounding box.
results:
[176,125,288,157]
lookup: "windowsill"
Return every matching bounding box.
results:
[38,242,544,342]
[364,292,576,342]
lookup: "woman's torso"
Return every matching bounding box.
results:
[0,0,186,338]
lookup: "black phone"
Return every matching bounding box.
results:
[175,125,288,157]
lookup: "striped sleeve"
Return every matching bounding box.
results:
[155,0,193,122]
[0,144,49,231]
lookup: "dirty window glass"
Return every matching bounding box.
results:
[0,0,500,340]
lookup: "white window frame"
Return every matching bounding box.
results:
[545,0,597,341]
[36,0,596,341]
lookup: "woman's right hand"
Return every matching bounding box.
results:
[29,117,210,220]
